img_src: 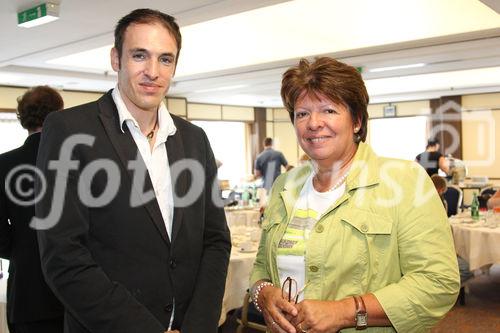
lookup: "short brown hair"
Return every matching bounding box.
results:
[280,57,369,142]
[114,8,182,65]
[17,86,63,131]
[431,174,447,194]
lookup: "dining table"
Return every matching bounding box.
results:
[217,208,262,326]
[0,276,8,333]
[449,211,500,271]
[224,206,261,229]
[218,248,258,326]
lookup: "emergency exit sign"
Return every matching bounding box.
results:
[18,3,59,28]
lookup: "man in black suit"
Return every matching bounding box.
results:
[35,9,231,333]
[0,86,64,333]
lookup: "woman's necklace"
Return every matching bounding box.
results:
[328,172,348,192]
[146,116,158,141]
[314,171,348,192]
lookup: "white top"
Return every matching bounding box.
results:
[112,86,176,238]
[112,86,177,329]
[277,174,345,301]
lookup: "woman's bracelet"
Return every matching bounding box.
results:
[251,281,274,313]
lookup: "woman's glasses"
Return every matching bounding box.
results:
[281,277,307,303]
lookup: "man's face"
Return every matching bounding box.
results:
[111,22,178,114]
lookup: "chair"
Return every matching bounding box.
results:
[443,185,463,217]
[235,291,267,333]
[456,255,474,305]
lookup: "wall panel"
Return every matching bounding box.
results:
[273,121,298,167]
[222,105,254,121]
[462,109,500,178]
[187,103,221,120]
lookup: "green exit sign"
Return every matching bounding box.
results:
[18,3,59,28]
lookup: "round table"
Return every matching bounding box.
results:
[450,215,500,270]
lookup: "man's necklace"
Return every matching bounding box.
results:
[146,117,158,141]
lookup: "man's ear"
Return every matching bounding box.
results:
[110,47,120,72]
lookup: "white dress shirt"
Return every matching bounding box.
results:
[112,86,177,238]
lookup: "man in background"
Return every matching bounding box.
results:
[35,9,230,333]
[0,86,64,333]
[254,137,291,192]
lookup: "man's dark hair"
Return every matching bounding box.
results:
[427,138,439,149]
[264,137,273,147]
[17,85,63,131]
[114,8,182,65]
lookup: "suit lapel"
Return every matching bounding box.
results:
[97,92,170,246]
[166,123,187,244]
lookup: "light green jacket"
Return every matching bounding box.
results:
[250,142,460,333]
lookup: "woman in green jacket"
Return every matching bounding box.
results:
[249,57,459,333]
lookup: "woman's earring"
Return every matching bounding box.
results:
[353,128,361,143]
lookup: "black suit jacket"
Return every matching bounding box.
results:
[0,133,64,324]
[35,92,231,333]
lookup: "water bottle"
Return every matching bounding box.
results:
[471,192,480,220]
[241,188,250,206]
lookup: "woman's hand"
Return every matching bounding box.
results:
[290,299,351,333]
[259,285,298,333]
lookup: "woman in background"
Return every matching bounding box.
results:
[416,138,449,177]
[249,57,459,333]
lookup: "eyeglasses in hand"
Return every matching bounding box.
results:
[281,277,307,303]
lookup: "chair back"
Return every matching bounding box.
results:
[443,185,463,217]
[235,292,267,332]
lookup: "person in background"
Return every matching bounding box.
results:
[35,9,230,333]
[487,189,500,209]
[254,137,291,192]
[431,174,448,211]
[0,86,64,333]
[250,57,459,333]
[416,138,450,177]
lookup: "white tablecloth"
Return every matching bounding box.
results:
[218,211,262,326]
[218,249,257,325]
[450,217,500,270]
[1,276,8,333]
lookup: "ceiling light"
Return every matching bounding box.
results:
[369,63,426,73]
[193,84,248,93]
[18,2,59,28]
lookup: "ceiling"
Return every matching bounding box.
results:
[1,0,500,107]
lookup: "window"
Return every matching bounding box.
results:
[191,120,247,186]
[368,116,428,161]
[0,112,27,154]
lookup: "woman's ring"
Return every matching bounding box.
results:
[298,323,308,333]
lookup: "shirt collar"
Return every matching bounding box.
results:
[111,85,177,140]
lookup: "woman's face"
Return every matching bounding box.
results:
[294,92,359,168]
